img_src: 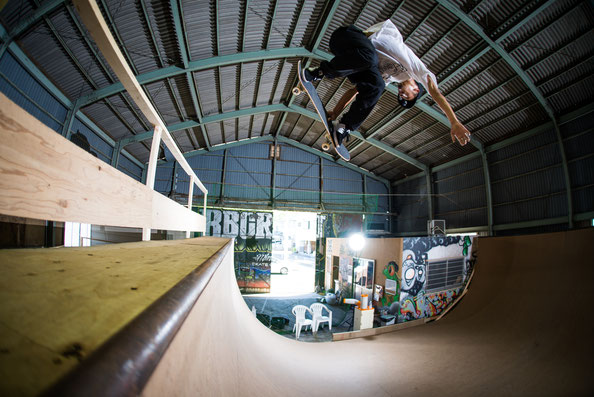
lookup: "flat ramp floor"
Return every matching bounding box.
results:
[143,228,594,396]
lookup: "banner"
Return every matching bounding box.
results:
[206,209,273,293]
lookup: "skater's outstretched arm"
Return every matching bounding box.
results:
[425,76,471,146]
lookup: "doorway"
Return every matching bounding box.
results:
[269,210,317,296]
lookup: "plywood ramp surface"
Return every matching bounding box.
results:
[0,237,229,396]
[144,229,593,397]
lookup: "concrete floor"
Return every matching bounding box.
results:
[242,293,351,342]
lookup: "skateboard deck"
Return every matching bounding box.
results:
[295,61,350,161]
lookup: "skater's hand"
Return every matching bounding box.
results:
[451,122,471,146]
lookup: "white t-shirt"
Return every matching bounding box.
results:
[366,20,437,87]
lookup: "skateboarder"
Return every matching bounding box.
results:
[304,20,471,149]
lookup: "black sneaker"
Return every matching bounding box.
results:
[331,122,351,147]
[304,67,323,82]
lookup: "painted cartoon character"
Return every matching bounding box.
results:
[400,252,426,297]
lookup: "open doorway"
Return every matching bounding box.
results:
[269,210,317,296]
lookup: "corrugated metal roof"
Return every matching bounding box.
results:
[1,0,592,190]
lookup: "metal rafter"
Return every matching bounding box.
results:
[36,1,150,147]
[0,0,66,57]
[63,2,155,145]
[140,0,197,150]
[0,27,143,169]
[254,0,280,138]
[78,47,313,106]
[436,0,573,228]
[349,1,484,157]
[96,0,186,152]
[354,0,564,161]
[306,1,408,150]
[273,0,341,137]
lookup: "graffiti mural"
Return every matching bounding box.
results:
[206,209,273,293]
[381,261,401,307]
[399,236,474,322]
[315,238,326,291]
[425,290,460,317]
[235,237,272,293]
[319,214,363,238]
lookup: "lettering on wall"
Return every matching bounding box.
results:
[207,209,273,238]
[206,209,273,293]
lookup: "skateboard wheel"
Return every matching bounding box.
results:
[322,142,330,151]
[292,87,301,95]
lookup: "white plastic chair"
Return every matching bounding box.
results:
[292,305,313,339]
[310,303,332,333]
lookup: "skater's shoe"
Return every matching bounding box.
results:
[304,67,323,82]
[331,122,351,147]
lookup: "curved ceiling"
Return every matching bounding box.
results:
[1,0,592,182]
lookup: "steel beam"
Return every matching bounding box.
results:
[275,135,389,185]
[273,0,341,137]
[0,0,66,59]
[79,48,314,106]
[435,0,573,228]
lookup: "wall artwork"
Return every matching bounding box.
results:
[399,236,474,322]
[319,214,363,238]
[206,209,273,293]
[381,260,400,307]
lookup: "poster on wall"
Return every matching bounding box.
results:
[399,236,475,322]
[319,214,363,238]
[206,209,273,293]
[337,256,353,298]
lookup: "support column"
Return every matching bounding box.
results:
[426,169,433,222]
[220,149,228,204]
[363,174,367,213]
[186,176,194,238]
[62,100,79,139]
[553,119,573,228]
[271,139,278,208]
[111,140,123,168]
[388,184,393,234]
[143,125,163,241]
[319,157,324,210]
[479,146,493,236]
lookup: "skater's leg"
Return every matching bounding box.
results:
[317,25,379,79]
[339,69,385,131]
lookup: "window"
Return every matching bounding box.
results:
[269,144,280,159]
[426,258,464,292]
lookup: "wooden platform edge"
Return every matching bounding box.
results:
[332,318,431,341]
[41,238,234,397]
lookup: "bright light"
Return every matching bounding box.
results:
[349,233,365,251]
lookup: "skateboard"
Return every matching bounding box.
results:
[294,60,350,161]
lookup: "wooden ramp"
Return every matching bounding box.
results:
[1,230,593,396]
[141,228,594,396]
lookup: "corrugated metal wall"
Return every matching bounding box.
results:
[0,51,143,182]
[561,111,594,216]
[433,157,487,229]
[488,126,568,226]
[366,177,390,232]
[71,118,114,164]
[393,177,429,233]
[391,108,594,236]
[275,145,320,208]
[155,142,389,214]
[0,52,66,133]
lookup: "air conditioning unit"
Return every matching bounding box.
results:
[427,219,446,236]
